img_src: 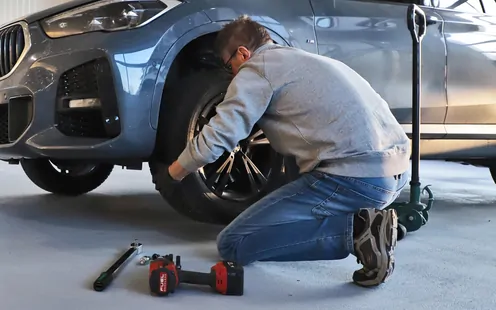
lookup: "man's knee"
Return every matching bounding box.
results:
[216,228,241,262]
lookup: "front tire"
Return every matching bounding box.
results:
[21,159,113,196]
[152,70,286,224]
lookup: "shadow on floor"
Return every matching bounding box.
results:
[0,192,224,249]
[0,182,493,253]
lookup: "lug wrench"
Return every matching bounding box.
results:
[93,239,143,292]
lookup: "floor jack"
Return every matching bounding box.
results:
[386,4,435,241]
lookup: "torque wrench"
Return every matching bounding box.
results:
[93,239,143,292]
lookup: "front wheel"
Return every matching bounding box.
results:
[152,70,288,224]
[21,158,113,196]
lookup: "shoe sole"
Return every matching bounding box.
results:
[355,209,398,287]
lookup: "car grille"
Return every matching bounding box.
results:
[0,24,26,79]
[0,104,8,144]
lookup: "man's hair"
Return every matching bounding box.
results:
[214,15,272,56]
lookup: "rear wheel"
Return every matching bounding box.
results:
[152,70,288,224]
[21,158,113,196]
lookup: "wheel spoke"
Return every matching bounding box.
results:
[205,153,235,195]
[240,150,268,187]
[242,156,259,194]
[215,168,232,195]
[248,129,264,141]
[247,129,270,147]
[196,99,277,201]
[248,137,270,146]
[205,157,226,187]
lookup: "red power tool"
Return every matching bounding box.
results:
[148,254,244,296]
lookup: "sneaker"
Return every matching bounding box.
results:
[352,208,398,287]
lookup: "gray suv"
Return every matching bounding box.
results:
[0,0,495,224]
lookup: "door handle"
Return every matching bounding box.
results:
[426,15,439,26]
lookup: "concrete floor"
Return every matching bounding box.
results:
[1,160,495,310]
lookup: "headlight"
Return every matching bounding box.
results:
[41,0,178,38]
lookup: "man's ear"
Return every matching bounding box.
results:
[239,46,251,60]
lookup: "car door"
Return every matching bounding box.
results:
[431,0,496,138]
[310,0,448,138]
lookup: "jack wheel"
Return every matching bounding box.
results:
[402,210,423,232]
[397,223,407,241]
[422,210,429,225]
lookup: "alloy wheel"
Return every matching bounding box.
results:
[191,93,280,202]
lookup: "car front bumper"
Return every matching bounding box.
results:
[0,20,159,161]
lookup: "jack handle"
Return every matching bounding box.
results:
[422,185,434,211]
[407,4,427,43]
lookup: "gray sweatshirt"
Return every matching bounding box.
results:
[177,43,410,178]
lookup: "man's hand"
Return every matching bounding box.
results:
[168,161,191,181]
[150,162,179,191]
[152,160,194,193]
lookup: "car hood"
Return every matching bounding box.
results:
[0,0,100,29]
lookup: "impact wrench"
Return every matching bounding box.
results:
[93,240,143,292]
[148,254,244,296]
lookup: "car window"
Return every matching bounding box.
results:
[481,0,496,14]
[433,0,485,13]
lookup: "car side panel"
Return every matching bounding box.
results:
[310,0,448,138]
[438,8,496,138]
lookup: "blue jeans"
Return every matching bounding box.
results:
[216,170,409,266]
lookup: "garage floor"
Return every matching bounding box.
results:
[1,160,495,310]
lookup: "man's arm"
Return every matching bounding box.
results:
[169,68,274,180]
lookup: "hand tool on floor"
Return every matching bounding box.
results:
[386,4,435,240]
[93,239,143,292]
[148,254,244,296]
[139,255,152,265]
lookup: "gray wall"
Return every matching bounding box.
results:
[0,0,71,26]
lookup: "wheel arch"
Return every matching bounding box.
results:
[150,20,291,130]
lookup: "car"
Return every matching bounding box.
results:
[0,0,495,224]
